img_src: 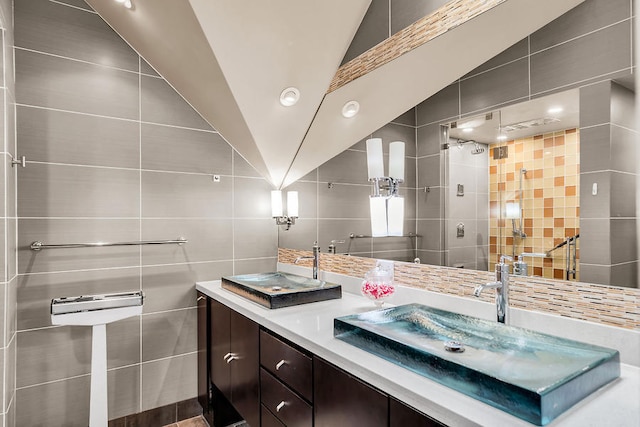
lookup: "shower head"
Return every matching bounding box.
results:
[471,142,485,155]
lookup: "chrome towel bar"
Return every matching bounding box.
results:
[30,237,187,251]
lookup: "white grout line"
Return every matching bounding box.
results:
[15,358,160,392]
[49,0,97,14]
[16,102,219,134]
[21,158,266,180]
[531,67,634,98]
[138,55,144,415]
[15,46,140,75]
[2,26,9,416]
[388,0,391,38]
[232,146,236,275]
[580,169,637,176]
[140,350,198,365]
[527,36,531,98]
[140,306,197,317]
[530,17,633,57]
[18,306,196,335]
[16,260,233,277]
[459,54,530,83]
[15,372,92,391]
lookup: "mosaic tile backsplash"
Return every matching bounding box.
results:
[329,0,506,92]
[279,248,639,331]
[490,129,580,280]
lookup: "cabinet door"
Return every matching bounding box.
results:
[210,298,232,400]
[197,293,209,413]
[314,357,388,427]
[230,309,260,427]
[390,397,447,427]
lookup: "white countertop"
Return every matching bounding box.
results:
[196,278,640,427]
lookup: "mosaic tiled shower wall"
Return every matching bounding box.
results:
[490,129,580,280]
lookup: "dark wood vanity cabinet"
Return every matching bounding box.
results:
[209,298,260,427]
[260,330,313,427]
[390,397,446,427]
[314,357,388,427]
[200,295,449,427]
[196,293,209,417]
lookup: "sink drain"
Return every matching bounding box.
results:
[444,341,465,353]
[271,286,282,292]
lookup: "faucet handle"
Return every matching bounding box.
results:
[499,255,513,264]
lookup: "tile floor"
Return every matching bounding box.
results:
[163,416,209,427]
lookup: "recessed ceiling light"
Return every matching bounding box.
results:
[497,135,507,141]
[461,128,473,133]
[342,100,360,118]
[548,107,563,114]
[280,87,300,107]
[115,0,133,8]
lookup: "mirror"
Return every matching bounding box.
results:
[443,89,580,281]
[278,83,638,289]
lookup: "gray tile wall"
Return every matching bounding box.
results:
[580,81,638,287]
[0,0,17,424]
[13,1,277,425]
[342,0,449,64]
[282,0,635,279]
[278,111,418,261]
[415,0,632,125]
[410,0,634,277]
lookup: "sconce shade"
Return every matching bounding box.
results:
[505,202,520,219]
[366,138,384,180]
[271,190,283,217]
[388,141,405,180]
[370,197,388,237]
[287,191,299,218]
[387,196,404,236]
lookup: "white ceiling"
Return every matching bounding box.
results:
[85,0,585,188]
[448,89,580,144]
[188,0,371,186]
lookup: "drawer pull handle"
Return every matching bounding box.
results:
[197,296,205,301]
[226,355,238,363]
[275,359,287,370]
[276,401,286,412]
[223,352,233,362]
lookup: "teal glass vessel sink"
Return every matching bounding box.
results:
[334,304,620,425]
[222,272,341,309]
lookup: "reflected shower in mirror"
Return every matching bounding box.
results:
[279,86,638,288]
[444,90,582,282]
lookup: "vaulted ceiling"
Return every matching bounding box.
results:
[85,0,584,188]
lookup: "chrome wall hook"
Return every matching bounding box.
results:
[11,155,26,168]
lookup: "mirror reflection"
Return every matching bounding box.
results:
[445,90,580,281]
[279,87,637,289]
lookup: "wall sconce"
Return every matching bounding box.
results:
[366,138,405,237]
[272,190,298,231]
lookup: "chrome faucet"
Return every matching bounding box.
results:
[473,255,512,324]
[294,241,320,279]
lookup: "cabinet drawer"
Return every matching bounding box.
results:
[262,405,285,427]
[260,330,312,401]
[261,368,312,427]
